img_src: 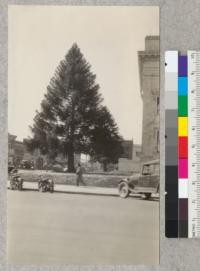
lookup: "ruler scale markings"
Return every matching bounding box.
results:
[188,50,200,238]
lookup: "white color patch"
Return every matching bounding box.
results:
[178,178,188,198]
[165,51,178,73]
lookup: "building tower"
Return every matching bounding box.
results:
[138,36,160,162]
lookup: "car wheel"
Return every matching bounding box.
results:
[118,182,130,198]
[144,193,151,200]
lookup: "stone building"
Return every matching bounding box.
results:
[8,133,80,169]
[118,140,141,173]
[120,140,133,160]
[8,133,25,165]
[80,140,141,173]
[138,36,160,162]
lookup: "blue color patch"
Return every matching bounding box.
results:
[178,77,188,95]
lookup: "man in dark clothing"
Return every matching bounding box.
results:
[76,163,85,186]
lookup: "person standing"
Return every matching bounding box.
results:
[76,163,85,186]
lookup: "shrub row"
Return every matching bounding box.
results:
[19,170,124,188]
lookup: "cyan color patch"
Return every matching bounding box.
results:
[178,77,188,95]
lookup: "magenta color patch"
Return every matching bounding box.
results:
[178,158,188,178]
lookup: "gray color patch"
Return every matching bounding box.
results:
[165,91,177,109]
[165,73,178,92]
[165,109,178,128]
[165,146,178,165]
[165,127,177,147]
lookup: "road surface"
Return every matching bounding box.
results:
[7,190,159,265]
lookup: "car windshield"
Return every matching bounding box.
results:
[142,164,155,175]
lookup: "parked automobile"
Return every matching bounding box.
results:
[38,176,54,193]
[118,159,159,199]
[20,160,34,170]
[9,167,23,191]
[52,164,68,173]
[8,165,15,174]
[52,164,64,172]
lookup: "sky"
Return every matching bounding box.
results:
[8,5,159,144]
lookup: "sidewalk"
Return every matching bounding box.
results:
[8,181,119,197]
[8,181,159,199]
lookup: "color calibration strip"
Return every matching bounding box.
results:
[165,51,200,238]
[178,55,188,237]
[165,51,178,237]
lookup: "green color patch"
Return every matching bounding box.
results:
[178,95,188,116]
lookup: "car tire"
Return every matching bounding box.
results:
[144,193,151,200]
[118,182,130,198]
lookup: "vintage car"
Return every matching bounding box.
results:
[8,166,24,191]
[20,160,34,170]
[118,159,159,199]
[38,176,54,193]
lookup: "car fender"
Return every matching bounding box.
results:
[118,179,129,185]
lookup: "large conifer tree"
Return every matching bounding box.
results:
[25,44,122,172]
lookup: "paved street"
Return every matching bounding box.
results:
[7,190,159,265]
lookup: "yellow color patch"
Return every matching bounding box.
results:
[178,117,188,136]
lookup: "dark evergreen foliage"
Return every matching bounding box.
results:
[25,44,123,172]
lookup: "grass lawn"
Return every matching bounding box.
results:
[18,170,127,188]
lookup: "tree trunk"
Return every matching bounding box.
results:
[68,148,75,172]
[103,161,108,172]
[68,100,75,172]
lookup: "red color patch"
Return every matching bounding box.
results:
[178,136,188,158]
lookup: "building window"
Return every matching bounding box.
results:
[154,128,159,153]
[157,130,160,152]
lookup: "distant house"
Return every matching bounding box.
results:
[77,140,141,173]
[8,133,25,165]
[118,140,141,173]
[120,140,133,160]
[8,133,81,169]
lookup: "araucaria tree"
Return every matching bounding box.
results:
[25,43,123,172]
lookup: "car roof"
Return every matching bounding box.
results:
[142,159,159,166]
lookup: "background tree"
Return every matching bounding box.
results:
[88,106,123,171]
[25,43,122,172]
